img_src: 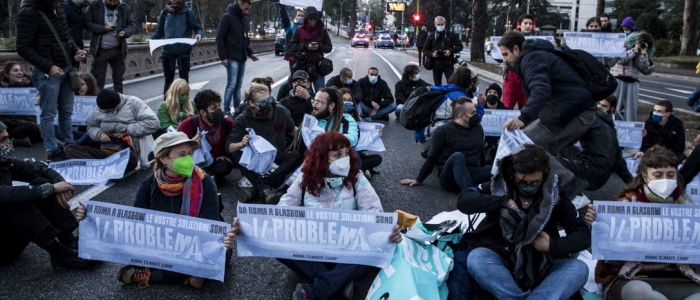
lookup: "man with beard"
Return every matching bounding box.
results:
[226,83,302,204]
[357,67,396,121]
[599,13,614,33]
[279,70,314,127]
[178,90,235,185]
[84,0,136,93]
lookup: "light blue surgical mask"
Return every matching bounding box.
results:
[343,102,355,114]
[436,25,445,32]
[413,73,421,81]
[651,113,664,123]
[344,78,353,85]
[369,75,378,84]
[624,30,631,35]
[295,17,304,25]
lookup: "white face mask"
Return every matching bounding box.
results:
[413,73,421,81]
[436,25,445,32]
[328,156,350,177]
[647,179,677,199]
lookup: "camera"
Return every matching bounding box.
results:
[639,41,648,49]
[454,53,468,66]
[435,50,446,57]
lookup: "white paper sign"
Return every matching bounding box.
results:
[491,129,534,175]
[481,109,522,137]
[0,88,38,116]
[49,148,130,185]
[356,122,385,152]
[614,120,644,149]
[626,157,640,178]
[37,96,98,126]
[280,0,323,10]
[149,38,197,55]
[564,32,627,57]
[239,128,278,174]
[300,114,325,148]
[490,36,555,60]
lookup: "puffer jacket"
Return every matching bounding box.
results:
[149,4,203,57]
[85,93,160,156]
[609,48,650,81]
[279,172,383,212]
[84,0,136,57]
[16,0,79,73]
[216,2,253,62]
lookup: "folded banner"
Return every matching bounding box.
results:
[79,200,230,281]
[36,95,97,126]
[149,38,197,56]
[614,120,644,149]
[591,201,700,264]
[49,148,130,185]
[481,109,522,137]
[491,128,533,175]
[626,157,640,177]
[356,122,386,152]
[563,32,627,57]
[236,203,398,268]
[686,174,700,203]
[0,88,38,116]
[490,36,554,60]
[239,128,277,174]
[300,114,325,148]
[280,0,322,10]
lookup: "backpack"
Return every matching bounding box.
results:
[399,86,447,130]
[548,49,618,100]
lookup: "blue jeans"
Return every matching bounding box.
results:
[224,59,246,114]
[395,104,404,117]
[312,74,325,93]
[439,152,492,192]
[467,247,588,300]
[278,258,371,300]
[32,68,75,154]
[359,102,397,119]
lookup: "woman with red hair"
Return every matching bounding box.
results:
[233,131,401,300]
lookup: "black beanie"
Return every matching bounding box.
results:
[486,83,502,99]
[96,89,121,110]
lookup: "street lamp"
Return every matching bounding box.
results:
[337,0,346,36]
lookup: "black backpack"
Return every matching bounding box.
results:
[399,86,446,130]
[548,49,618,100]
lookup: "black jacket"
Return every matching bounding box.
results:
[279,95,313,127]
[287,7,332,71]
[84,0,136,57]
[216,3,253,62]
[394,78,430,105]
[423,31,463,68]
[575,112,630,190]
[516,39,595,130]
[357,76,395,109]
[133,173,220,221]
[416,120,484,183]
[325,75,363,101]
[226,104,295,158]
[416,31,428,49]
[17,0,80,73]
[641,113,686,162]
[0,158,65,206]
[62,0,85,49]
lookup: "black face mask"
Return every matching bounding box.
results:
[208,109,225,124]
[106,2,119,10]
[257,104,272,116]
[486,95,499,105]
[467,114,481,128]
[517,181,542,198]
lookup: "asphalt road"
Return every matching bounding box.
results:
[1,34,697,300]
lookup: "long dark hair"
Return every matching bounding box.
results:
[615,146,681,199]
[301,132,360,197]
[79,73,100,96]
[338,87,361,122]
[316,87,344,132]
[498,144,551,191]
[0,61,20,82]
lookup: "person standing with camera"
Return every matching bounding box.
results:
[288,6,332,92]
[84,0,136,94]
[610,32,654,121]
[423,16,462,86]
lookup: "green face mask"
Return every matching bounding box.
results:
[179,97,188,106]
[171,155,194,177]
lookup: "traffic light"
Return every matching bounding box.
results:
[368,23,372,30]
[413,14,420,22]
[404,27,409,32]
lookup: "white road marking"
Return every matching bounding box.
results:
[188,81,209,90]
[666,88,692,95]
[373,51,402,79]
[639,93,666,100]
[639,99,700,116]
[639,88,688,100]
[640,79,697,89]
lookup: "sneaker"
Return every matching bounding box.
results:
[363,117,373,122]
[261,187,282,205]
[50,249,99,269]
[420,150,428,159]
[339,281,354,300]
[292,283,312,300]
[13,137,31,147]
[183,276,205,289]
[240,187,256,203]
[363,170,372,180]
[47,150,68,162]
[116,266,152,287]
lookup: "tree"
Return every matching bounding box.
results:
[679,0,698,55]
[347,0,357,38]
[612,0,665,39]
[470,0,487,62]
[596,0,605,17]
[6,0,21,37]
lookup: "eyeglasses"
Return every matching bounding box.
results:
[516,178,543,187]
[293,79,308,85]
[311,99,328,106]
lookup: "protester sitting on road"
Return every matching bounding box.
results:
[231,131,402,300]
[610,31,654,121]
[585,17,602,32]
[64,89,159,171]
[75,131,235,288]
[226,83,302,204]
[481,83,507,165]
[291,87,358,154]
[339,88,383,177]
[357,67,396,121]
[415,65,483,158]
[0,62,42,148]
[598,94,624,121]
[325,67,363,101]
[401,97,490,192]
[394,64,430,118]
[634,100,686,163]
[178,89,235,185]
[287,6,332,91]
[589,146,699,300]
[681,141,700,183]
[0,121,99,269]
[77,73,100,96]
[459,144,590,299]
[234,77,274,120]
[157,79,194,135]
[279,70,313,127]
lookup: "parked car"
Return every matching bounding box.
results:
[374,35,394,49]
[351,34,369,48]
[275,36,285,56]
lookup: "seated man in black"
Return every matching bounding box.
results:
[278,70,314,127]
[0,121,97,269]
[634,100,686,163]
